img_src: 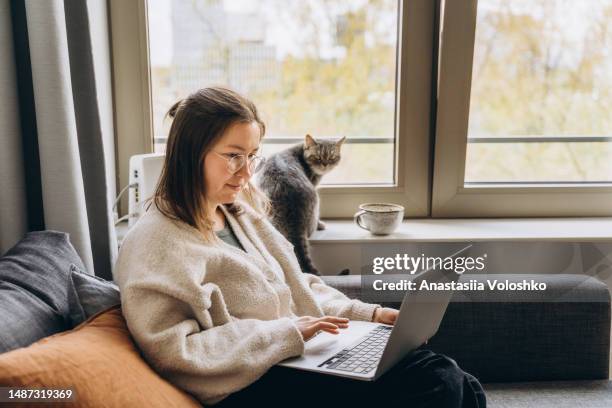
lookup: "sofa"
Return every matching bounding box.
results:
[1,231,611,407]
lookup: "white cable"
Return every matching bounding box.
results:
[114,214,132,226]
[113,183,139,226]
[113,183,138,211]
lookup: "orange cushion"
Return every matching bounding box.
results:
[0,306,200,408]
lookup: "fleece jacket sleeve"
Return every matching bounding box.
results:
[301,274,380,322]
[121,280,305,405]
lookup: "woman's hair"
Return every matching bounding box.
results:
[152,86,270,241]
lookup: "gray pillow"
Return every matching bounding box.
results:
[69,264,120,325]
[0,231,86,353]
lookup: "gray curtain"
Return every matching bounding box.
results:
[0,0,117,280]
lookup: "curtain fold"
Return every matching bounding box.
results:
[0,0,28,251]
[25,0,95,274]
[65,0,117,278]
[0,0,117,280]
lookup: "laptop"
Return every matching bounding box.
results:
[278,245,472,381]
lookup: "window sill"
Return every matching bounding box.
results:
[116,217,612,247]
[310,218,612,243]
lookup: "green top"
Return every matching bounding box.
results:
[215,223,245,251]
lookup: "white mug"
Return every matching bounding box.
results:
[354,203,404,235]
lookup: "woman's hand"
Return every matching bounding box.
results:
[373,307,399,325]
[293,315,349,341]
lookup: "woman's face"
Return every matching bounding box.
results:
[203,121,261,207]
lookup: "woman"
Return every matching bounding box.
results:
[115,87,486,407]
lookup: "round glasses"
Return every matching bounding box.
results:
[213,152,266,174]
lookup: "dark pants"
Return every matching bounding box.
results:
[218,349,486,407]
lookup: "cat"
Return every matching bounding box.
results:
[256,134,345,275]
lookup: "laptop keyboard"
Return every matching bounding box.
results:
[317,325,392,374]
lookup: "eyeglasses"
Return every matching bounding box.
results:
[213,151,266,174]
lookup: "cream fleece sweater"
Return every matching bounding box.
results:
[114,202,380,405]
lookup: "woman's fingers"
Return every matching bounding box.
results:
[302,325,337,340]
[315,321,339,330]
[294,316,351,340]
[317,316,349,329]
[321,315,349,321]
[312,321,340,334]
[318,316,349,323]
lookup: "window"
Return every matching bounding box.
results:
[432,0,612,216]
[112,0,612,218]
[148,0,399,186]
[111,0,436,218]
[467,0,612,184]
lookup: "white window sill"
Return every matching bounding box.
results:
[310,218,612,243]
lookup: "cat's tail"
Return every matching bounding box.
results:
[290,233,320,276]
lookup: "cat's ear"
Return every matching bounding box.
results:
[336,136,347,147]
[304,134,317,148]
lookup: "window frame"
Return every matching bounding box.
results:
[109,0,153,217]
[109,0,437,219]
[432,0,612,217]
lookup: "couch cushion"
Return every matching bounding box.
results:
[0,231,86,353]
[0,306,201,407]
[69,263,120,325]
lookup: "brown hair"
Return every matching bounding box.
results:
[152,86,269,241]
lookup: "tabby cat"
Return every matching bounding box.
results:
[256,134,345,275]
